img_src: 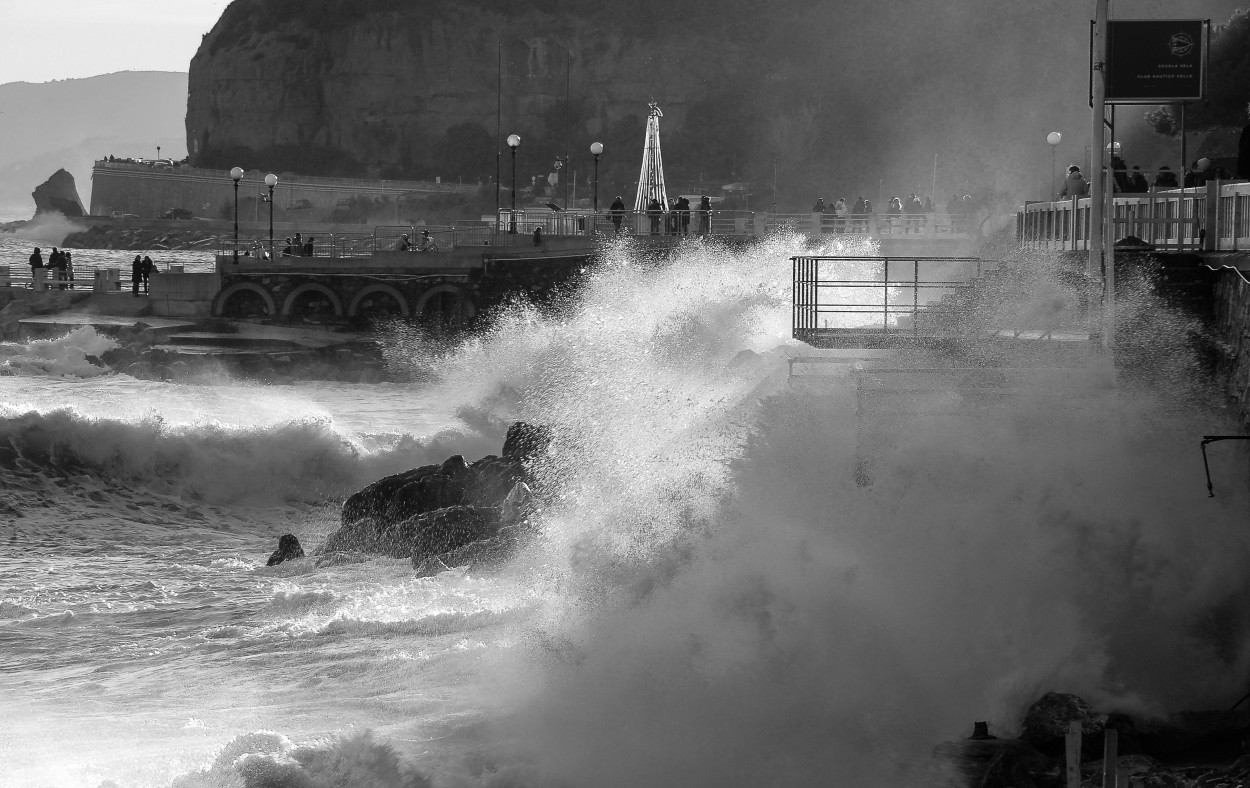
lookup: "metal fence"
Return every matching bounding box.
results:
[792,255,987,343]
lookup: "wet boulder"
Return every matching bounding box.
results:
[266,533,305,566]
[502,421,551,461]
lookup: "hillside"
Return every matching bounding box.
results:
[185,0,1242,210]
[0,72,188,218]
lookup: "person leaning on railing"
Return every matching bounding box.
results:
[1059,165,1088,199]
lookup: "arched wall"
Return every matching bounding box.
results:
[214,282,276,317]
[281,283,344,317]
[348,284,410,317]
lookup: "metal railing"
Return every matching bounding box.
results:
[1017,181,1250,252]
[792,255,988,341]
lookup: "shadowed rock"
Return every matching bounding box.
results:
[266,533,305,566]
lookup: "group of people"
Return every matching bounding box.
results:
[27,247,75,286]
[395,229,437,252]
[130,255,157,295]
[811,193,975,233]
[608,194,714,236]
[281,233,316,257]
[1059,158,1186,199]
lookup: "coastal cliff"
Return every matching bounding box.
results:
[186,0,770,188]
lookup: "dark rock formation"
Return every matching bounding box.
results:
[502,421,551,461]
[320,423,545,572]
[933,724,1056,788]
[1019,692,1112,760]
[266,533,305,565]
[187,1,763,182]
[32,169,85,217]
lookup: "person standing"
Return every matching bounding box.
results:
[141,255,155,293]
[64,250,74,288]
[28,247,42,287]
[1128,166,1150,193]
[1154,165,1179,189]
[303,236,315,257]
[647,196,663,235]
[833,197,848,233]
[1059,165,1088,198]
[675,195,691,236]
[609,196,626,234]
[698,195,712,235]
[131,255,142,297]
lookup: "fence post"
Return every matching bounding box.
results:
[1102,728,1118,788]
[1065,720,1081,788]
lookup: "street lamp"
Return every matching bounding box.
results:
[590,141,603,215]
[1046,131,1061,200]
[265,173,278,259]
[230,166,244,264]
[507,134,521,234]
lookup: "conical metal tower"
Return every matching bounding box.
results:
[633,102,669,212]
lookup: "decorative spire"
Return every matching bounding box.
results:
[634,102,669,213]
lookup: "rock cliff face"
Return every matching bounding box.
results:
[186,0,1123,208]
[187,0,772,187]
[31,169,85,217]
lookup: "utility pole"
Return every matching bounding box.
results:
[1089,0,1111,346]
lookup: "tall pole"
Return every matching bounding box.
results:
[564,48,571,212]
[1089,0,1107,286]
[593,153,600,213]
[496,42,502,233]
[931,153,938,205]
[230,166,243,265]
[507,134,520,233]
[265,173,277,259]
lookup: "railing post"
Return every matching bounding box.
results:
[882,258,890,330]
[1065,720,1081,788]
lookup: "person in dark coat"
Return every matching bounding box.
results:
[609,196,626,234]
[303,236,315,257]
[141,256,155,293]
[675,195,691,235]
[1128,166,1150,193]
[647,196,663,235]
[131,255,142,296]
[1111,154,1130,193]
[698,196,712,235]
[28,248,42,279]
[1059,165,1088,198]
[1154,165,1179,189]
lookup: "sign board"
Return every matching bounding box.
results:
[1104,20,1206,103]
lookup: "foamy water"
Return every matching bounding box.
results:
[3,233,1250,787]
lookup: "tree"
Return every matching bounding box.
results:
[1147,11,1250,137]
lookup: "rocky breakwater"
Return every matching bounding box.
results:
[315,422,550,575]
[62,224,220,252]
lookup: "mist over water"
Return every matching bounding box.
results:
[4,233,1250,787]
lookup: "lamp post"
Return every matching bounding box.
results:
[590,141,603,215]
[230,166,243,264]
[507,134,521,234]
[265,173,278,259]
[1046,131,1061,200]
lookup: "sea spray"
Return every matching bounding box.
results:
[394,236,1250,786]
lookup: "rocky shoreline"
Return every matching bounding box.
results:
[282,422,550,576]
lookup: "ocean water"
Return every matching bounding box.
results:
[1,215,218,275]
[3,231,1250,788]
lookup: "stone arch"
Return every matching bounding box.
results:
[282,283,344,319]
[415,284,476,328]
[348,284,410,318]
[214,282,276,318]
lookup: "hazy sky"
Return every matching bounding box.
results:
[0,0,230,84]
